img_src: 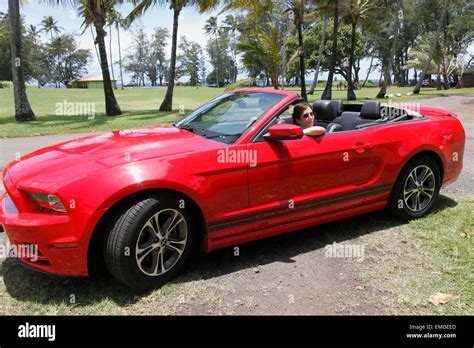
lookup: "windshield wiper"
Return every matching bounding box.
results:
[179,124,208,137]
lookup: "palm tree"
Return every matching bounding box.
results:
[308,15,327,95]
[220,0,315,98]
[342,0,374,100]
[204,16,221,87]
[78,0,121,116]
[41,16,63,39]
[108,9,126,90]
[283,0,318,101]
[106,9,119,84]
[222,14,241,83]
[236,25,282,89]
[8,0,36,121]
[321,0,339,100]
[128,0,216,112]
[404,33,462,90]
[27,24,42,44]
[413,0,449,94]
[376,0,401,99]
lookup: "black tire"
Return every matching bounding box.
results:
[104,194,196,290]
[388,155,441,220]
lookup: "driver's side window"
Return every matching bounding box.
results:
[252,100,302,143]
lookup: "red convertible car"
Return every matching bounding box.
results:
[0,89,465,290]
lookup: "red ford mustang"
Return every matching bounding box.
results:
[0,89,465,290]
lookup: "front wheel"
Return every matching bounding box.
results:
[104,195,196,290]
[388,156,441,220]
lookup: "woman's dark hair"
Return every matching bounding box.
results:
[292,102,312,125]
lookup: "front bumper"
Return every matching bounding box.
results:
[0,192,89,276]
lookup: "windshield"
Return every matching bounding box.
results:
[175,92,285,144]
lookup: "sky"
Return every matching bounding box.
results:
[1,0,473,86]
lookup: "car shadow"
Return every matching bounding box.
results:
[1,194,458,309]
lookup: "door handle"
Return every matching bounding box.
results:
[352,142,373,153]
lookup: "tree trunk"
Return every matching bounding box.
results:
[442,71,449,89]
[413,0,448,94]
[8,0,35,121]
[376,57,390,98]
[117,23,124,90]
[398,51,405,86]
[321,0,338,100]
[95,24,121,116]
[362,55,374,87]
[272,71,279,90]
[308,15,327,95]
[214,32,219,87]
[347,20,357,100]
[297,10,307,100]
[109,24,115,83]
[91,26,100,65]
[376,1,400,98]
[354,58,360,86]
[160,5,180,111]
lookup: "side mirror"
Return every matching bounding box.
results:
[264,124,303,141]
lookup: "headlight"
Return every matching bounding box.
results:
[28,192,67,213]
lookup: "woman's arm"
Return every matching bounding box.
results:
[303,126,326,136]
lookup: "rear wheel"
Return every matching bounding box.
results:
[104,194,196,290]
[388,156,441,220]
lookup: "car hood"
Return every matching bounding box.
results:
[6,125,211,189]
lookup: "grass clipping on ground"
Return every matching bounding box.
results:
[358,194,473,315]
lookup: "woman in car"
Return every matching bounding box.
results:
[292,102,326,136]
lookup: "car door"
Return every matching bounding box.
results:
[246,124,384,231]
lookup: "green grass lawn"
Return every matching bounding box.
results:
[1,85,473,138]
[357,193,474,315]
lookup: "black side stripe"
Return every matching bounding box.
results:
[208,183,392,227]
[208,183,393,232]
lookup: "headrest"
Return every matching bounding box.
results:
[360,101,381,119]
[330,100,343,116]
[313,100,337,121]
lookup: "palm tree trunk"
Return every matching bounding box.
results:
[8,0,35,121]
[308,16,327,95]
[160,5,180,112]
[321,0,338,100]
[232,30,237,82]
[109,24,115,83]
[297,14,307,100]
[347,20,357,100]
[214,32,219,87]
[413,0,448,94]
[91,26,100,64]
[95,24,121,116]
[362,55,374,87]
[377,2,400,98]
[117,23,124,90]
